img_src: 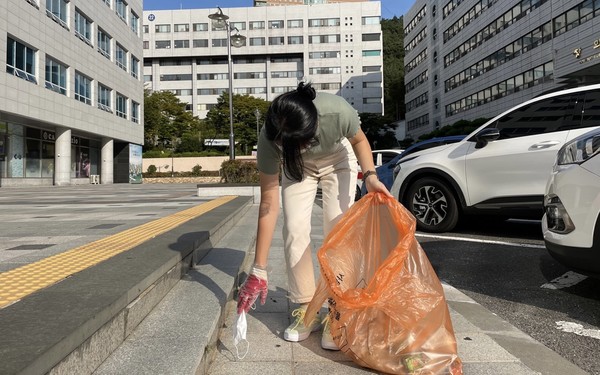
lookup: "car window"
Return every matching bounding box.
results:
[381,152,398,164]
[491,92,583,140]
[579,89,600,130]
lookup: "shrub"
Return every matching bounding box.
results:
[221,159,259,183]
[147,164,157,175]
[191,164,202,176]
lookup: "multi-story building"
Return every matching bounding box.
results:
[404,0,600,139]
[255,0,367,6]
[142,2,383,120]
[0,0,144,187]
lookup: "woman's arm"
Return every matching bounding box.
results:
[348,129,392,196]
[253,171,281,268]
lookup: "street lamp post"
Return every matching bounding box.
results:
[208,7,246,160]
[254,108,261,142]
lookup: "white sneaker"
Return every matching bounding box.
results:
[321,316,339,350]
[284,307,321,342]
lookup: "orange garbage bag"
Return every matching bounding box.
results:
[305,193,462,375]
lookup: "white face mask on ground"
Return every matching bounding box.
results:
[233,311,249,360]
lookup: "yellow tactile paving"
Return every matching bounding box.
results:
[0,196,237,309]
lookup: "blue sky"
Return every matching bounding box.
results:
[143,1,411,19]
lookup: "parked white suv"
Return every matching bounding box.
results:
[543,127,600,276]
[390,84,600,232]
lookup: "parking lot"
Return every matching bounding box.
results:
[417,218,600,374]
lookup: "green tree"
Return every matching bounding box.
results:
[381,16,405,122]
[143,89,202,151]
[359,113,399,149]
[204,93,270,155]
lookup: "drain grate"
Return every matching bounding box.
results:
[8,244,55,251]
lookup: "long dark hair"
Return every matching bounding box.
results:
[265,82,318,182]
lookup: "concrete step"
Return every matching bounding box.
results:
[0,196,252,375]
[93,204,258,375]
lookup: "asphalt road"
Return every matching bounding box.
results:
[419,218,600,375]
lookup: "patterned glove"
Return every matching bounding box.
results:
[237,266,268,314]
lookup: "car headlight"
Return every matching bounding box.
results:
[544,194,575,234]
[557,130,600,165]
[393,156,419,179]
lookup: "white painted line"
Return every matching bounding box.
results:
[541,271,588,290]
[555,321,600,340]
[415,233,546,249]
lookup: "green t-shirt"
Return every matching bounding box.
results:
[257,92,361,174]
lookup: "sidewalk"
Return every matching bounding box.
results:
[207,198,587,375]
[0,183,589,375]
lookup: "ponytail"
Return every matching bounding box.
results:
[265,82,318,182]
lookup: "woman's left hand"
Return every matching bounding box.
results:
[365,175,393,197]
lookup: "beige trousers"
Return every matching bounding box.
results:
[281,139,357,303]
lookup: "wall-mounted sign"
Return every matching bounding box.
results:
[148,14,155,21]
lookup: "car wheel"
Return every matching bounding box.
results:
[404,177,459,232]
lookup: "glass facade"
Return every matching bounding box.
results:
[0,122,99,179]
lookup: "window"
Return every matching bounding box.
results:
[6,37,37,83]
[45,57,67,95]
[131,101,140,123]
[97,28,111,58]
[193,23,208,31]
[175,23,189,32]
[115,0,127,21]
[269,20,284,29]
[309,35,340,44]
[362,65,380,72]
[75,9,92,43]
[249,37,265,46]
[116,93,127,118]
[309,51,339,59]
[103,0,111,7]
[143,25,149,33]
[143,41,149,49]
[249,21,264,30]
[98,83,112,112]
[288,19,303,28]
[130,11,139,34]
[362,33,380,42]
[160,74,192,81]
[362,16,380,25]
[308,18,340,27]
[193,39,208,48]
[75,71,91,104]
[309,67,341,75]
[115,43,127,70]
[363,81,380,88]
[212,39,227,47]
[362,50,381,57]
[174,40,190,48]
[155,24,171,33]
[231,22,246,30]
[130,56,139,78]
[155,40,171,49]
[269,37,285,46]
[46,0,67,26]
[288,36,303,45]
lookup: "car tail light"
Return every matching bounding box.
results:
[544,195,575,234]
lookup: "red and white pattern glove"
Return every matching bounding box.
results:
[237,266,268,314]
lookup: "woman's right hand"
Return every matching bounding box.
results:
[237,266,268,314]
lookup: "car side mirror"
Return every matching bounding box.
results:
[474,128,500,149]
